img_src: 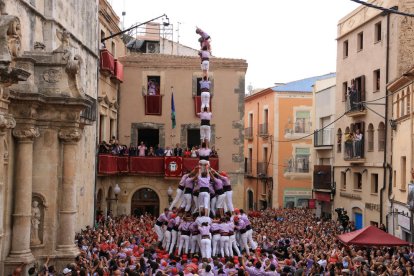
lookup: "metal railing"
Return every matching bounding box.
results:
[314,128,334,147]
[257,162,268,176]
[259,123,268,136]
[285,157,310,173]
[245,127,253,140]
[313,165,332,190]
[245,158,253,175]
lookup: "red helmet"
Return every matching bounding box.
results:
[234,216,239,222]
[220,171,228,177]
[234,208,240,214]
[171,213,177,219]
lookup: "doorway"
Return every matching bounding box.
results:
[131,188,160,217]
[247,190,254,210]
[187,129,200,149]
[138,129,159,149]
[354,213,363,230]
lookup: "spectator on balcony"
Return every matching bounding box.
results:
[129,143,137,156]
[138,141,147,157]
[98,141,111,154]
[173,143,183,157]
[147,79,158,95]
[354,129,363,158]
[183,147,191,157]
[155,144,164,156]
[164,146,174,157]
[348,85,357,111]
[344,131,354,159]
[119,145,129,156]
[191,146,198,158]
[111,141,121,155]
[147,146,156,156]
[210,146,218,158]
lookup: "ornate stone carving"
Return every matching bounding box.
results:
[58,128,82,143]
[30,200,42,245]
[42,69,61,83]
[53,29,74,55]
[0,113,15,130]
[12,126,40,141]
[34,41,45,51]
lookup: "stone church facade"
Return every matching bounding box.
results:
[0,0,98,274]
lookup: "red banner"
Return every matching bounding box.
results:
[98,154,118,175]
[308,199,316,209]
[145,95,162,115]
[117,156,129,173]
[182,157,219,173]
[129,156,164,175]
[164,157,183,177]
[314,192,331,202]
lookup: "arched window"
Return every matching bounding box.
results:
[378,122,385,151]
[337,128,342,153]
[401,91,405,117]
[367,123,374,152]
[247,190,254,210]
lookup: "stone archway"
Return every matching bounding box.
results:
[247,189,254,210]
[131,188,160,217]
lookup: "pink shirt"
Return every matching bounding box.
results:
[198,175,210,188]
[199,225,211,236]
[179,174,189,188]
[198,148,211,157]
[199,112,212,120]
[138,145,146,156]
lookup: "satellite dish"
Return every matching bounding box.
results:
[247,83,253,93]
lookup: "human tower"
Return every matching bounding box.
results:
[153,28,257,262]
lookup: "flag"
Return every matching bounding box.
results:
[171,92,176,129]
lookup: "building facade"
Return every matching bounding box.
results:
[96,51,247,217]
[0,0,99,274]
[387,66,414,241]
[334,0,414,230]
[312,76,336,218]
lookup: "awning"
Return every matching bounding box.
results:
[314,192,331,202]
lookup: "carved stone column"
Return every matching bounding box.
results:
[8,126,39,262]
[56,128,81,256]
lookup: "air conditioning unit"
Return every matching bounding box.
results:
[146,42,160,53]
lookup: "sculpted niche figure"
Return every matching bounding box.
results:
[30,200,41,245]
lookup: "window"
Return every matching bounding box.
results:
[337,128,342,153]
[294,148,310,173]
[99,115,105,142]
[371,173,378,194]
[401,92,405,117]
[357,32,364,51]
[373,69,380,91]
[264,109,269,127]
[342,81,348,101]
[110,118,116,139]
[295,111,310,133]
[354,172,362,190]
[393,170,396,187]
[375,22,382,42]
[378,122,385,151]
[407,88,411,114]
[396,94,400,118]
[401,156,407,190]
[248,113,253,128]
[147,76,160,95]
[111,41,116,56]
[196,77,203,96]
[341,171,347,190]
[367,123,374,152]
[343,40,349,58]
[100,30,106,48]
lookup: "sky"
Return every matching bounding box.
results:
[110,0,359,91]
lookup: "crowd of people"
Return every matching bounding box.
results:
[21,208,414,276]
[98,139,218,159]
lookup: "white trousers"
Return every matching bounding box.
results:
[210,196,217,216]
[163,230,172,250]
[169,189,183,210]
[154,225,164,242]
[230,234,241,256]
[212,234,221,257]
[247,229,257,250]
[178,234,190,255]
[225,191,234,212]
[190,234,200,253]
[169,230,178,254]
[201,60,209,71]
[192,195,199,214]
[199,191,210,209]
[200,125,211,142]
[220,236,230,257]
[184,193,192,212]
[201,91,210,109]
[216,193,226,209]
[241,232,250,255]
[201,237,212,259]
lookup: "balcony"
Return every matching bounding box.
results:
[245,127,253,140]
[257,162,268,177]
[245,158,253,176]
[284,156,311,179]
[284,119,311,140]
[111,59,124,82]
[259,123,269,137]
[100,49,115,76]
[314,128,333,149]
[313,165,332,191]
[98,154,219,176]
[80,94,97,125]
[144,95,163,115]
[345,96,366,117]
[344,139,365,164]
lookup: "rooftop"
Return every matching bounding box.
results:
[272,73,336,93]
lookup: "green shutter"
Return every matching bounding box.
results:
[296,111,310,119]
[295,148,310,155]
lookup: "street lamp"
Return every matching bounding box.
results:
[167,186,173,205]
[114,183,121,200]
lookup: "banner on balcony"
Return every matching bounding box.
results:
[165,157,183,177]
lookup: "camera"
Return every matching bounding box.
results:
[335,207,344,213]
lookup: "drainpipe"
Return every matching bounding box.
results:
[256,102,259,210]
[380,12,391,225]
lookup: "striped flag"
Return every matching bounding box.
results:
[171,91,176,129]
